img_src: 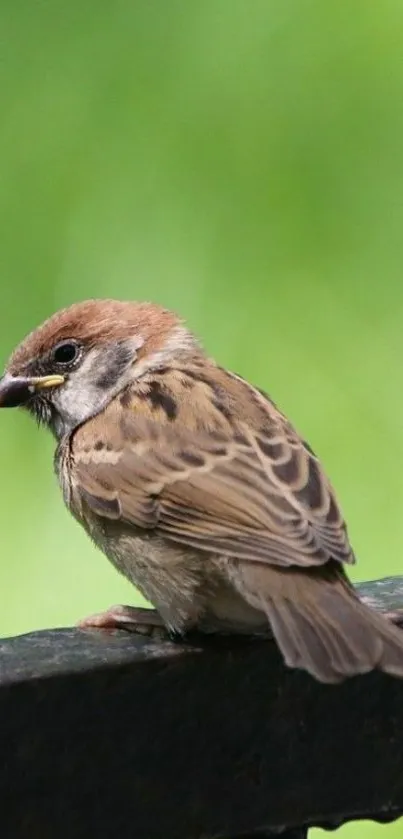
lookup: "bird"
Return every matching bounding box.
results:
[1,297,403,683]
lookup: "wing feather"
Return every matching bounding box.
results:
[71,405,354,569]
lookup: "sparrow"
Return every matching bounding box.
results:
[1,298,403,684]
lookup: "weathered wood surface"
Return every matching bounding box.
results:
[0,576,402,839]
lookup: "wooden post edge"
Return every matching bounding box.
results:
[0,575,403,839]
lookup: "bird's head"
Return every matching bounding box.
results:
[0,299,199,438]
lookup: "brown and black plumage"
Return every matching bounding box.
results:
[1,298,403,683]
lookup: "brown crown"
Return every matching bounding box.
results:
[7,299,182,373]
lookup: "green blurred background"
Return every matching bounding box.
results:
[0,1,402,836]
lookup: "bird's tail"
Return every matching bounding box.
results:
[233,561,403,683]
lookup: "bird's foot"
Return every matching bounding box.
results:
[77,605,169,640]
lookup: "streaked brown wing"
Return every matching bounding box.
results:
[71,410,354,568]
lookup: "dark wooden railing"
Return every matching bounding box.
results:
[1,576,403,839]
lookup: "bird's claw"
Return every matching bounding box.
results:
[77,604,169,640]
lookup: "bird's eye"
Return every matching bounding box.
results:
[52,340,81,367]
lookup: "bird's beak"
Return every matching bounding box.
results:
[0,373,65,408]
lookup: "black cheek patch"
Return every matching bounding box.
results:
[95,343,134,390]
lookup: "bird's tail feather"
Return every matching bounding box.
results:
[233,561,403,683]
